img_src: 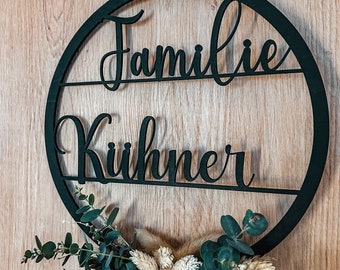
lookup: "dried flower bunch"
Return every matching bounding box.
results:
[130,247,201,270]
[22,186,275,270]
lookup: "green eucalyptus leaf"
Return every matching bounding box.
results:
[80,208,103,223]
[88,193,95,205]
[35,235,42,250]
[36,254,44,263]
[225,238,254,256]
[217,235,228,246]
[78,194,88,200]
[242,209,268,236]
[114,257,122,269]
[97,243,107,263]
[64,232,72,248]
[107,207,119,226]
[200,240,220,257]
[102,262,111,270]
[62,255,71,266]
[78,243,92,267]
[105,230,121,244]
[76,205,91,215]
[41,241,56,259]
[217,245,233,261]
[105,250,114,268]
[201,250,217,270]
[220,215,242,239]
[217,245,240,270]
[243,209,254,220]
[83,232,89,244]
[70,243,79,254]
[125,261,136,270]
[85,242,94,251]
[24,250,33,258]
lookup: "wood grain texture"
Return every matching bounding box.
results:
[0,0,339,269]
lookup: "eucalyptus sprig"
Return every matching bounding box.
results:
[21,186,136,270]
[22,187,271,269]
[200,209,268,270]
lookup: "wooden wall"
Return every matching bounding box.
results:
[1,0,339,269]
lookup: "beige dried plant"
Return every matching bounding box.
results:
[130,246,201,270]
[236,256,275,270]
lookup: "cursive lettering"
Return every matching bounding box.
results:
[54,114,254,187]
[100,0,291,91]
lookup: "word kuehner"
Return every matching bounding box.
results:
[55,114,255,189]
